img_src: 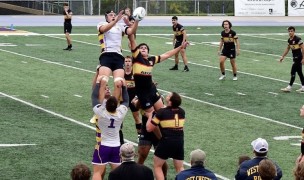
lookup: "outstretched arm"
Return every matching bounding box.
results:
[159,42,188,62]
[128,33,137,51]
[126,20,139,35]
[99,10,124,33]
[91,76,108,107]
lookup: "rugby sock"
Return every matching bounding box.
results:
[234,73,237,77]
[222,72,225,75]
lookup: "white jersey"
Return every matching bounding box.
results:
[97,22,128,55]
[93,103,128,147]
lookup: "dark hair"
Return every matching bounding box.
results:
[105,10,114,23]
[238,155,251,165]
[258,159,277,180]
[106,96,118,113]
[137,43,150,53]
[172,16,178,20]
[70,163,91,180]
[63,2,69,6]
[288,26,295,31]
[125,55,132,59]
[170,92,181,108]
[222,20,232,28]
[255,151,268,157]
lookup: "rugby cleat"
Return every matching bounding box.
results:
[233,76,238,81]
[219,75,226,80]
[281,87,291,92]
[296,88,304,93]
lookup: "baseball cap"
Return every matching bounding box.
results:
[251,138,268,153]
[190,149,206,163]
[120,143,135,160]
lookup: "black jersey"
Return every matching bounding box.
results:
[288,35,303,58]
[173,23,185,42]
[63,9,72,23]
[152,106,185,138]
[124,71,136,99]
[131,48,160,89]
[221,29,238,50]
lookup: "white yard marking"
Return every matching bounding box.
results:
[203,60,210,62]
[0,91,230,180]
[74,94,82,98]
[74,61,82,63]
[25,44,45,46]
[268,92,278,95]
[41,95,49,98]
[21,61,27,63]
[252,59,260,62]
[204,93,214,96]
[0,144,36,147]
[0,43,17,46]
[236,92,246,96]
[274,136,301,140]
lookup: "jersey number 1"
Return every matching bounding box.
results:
[108,118,115,128]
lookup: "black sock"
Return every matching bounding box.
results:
[234,73,237,77]
[222,72,225,75]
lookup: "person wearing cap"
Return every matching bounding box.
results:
[235,138,282,180]
[175,149,217,180]
[169,16,189,72]
[97,9,139,100]
[91,75,129,180]
[108,143,154,180]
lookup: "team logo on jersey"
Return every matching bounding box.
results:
[149,61,153,65]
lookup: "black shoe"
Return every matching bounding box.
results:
[169,65,178,70]
[183,66,189,72]
[63,47,69,50]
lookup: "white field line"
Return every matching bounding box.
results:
[1,36,302,129]
[0,144,36,147]
[44,34,296,86]
[0,33,296,36]
[74,94,82,98]
[204,93,214,96]
[40,95,49,98]
[236,92,246,96]
[268,92,278,95]
[0,91,229,180]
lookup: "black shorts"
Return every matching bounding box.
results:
[154,137,184,160]
[64,23,72,34]
[136,85,161,110]
[174,41,186,49]
[138,131,159,148]
[221,48,236,59]
[129,102,139,112]
[99,52,124,71]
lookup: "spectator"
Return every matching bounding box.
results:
[175,149,217,180]
[258,159,277,180]
[108,143,154,180]
[235,138,282,180]
[70,163,91,180]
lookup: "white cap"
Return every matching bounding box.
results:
[251,138,268,153]
[120,143,135,161]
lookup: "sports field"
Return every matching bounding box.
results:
[1,26,304,180]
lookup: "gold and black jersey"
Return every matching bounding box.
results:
[288,35,303,58]
[173,23,184,42]
[124,71,136,99]
[152,106,185,138]
[132,48,160,89]
[221,30,238,50]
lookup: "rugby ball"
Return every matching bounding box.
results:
[132,7,146,21]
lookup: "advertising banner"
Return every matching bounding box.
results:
[235,0,285,16]
[288,0,304,16]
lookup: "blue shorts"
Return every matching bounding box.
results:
[92,145,120,165]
